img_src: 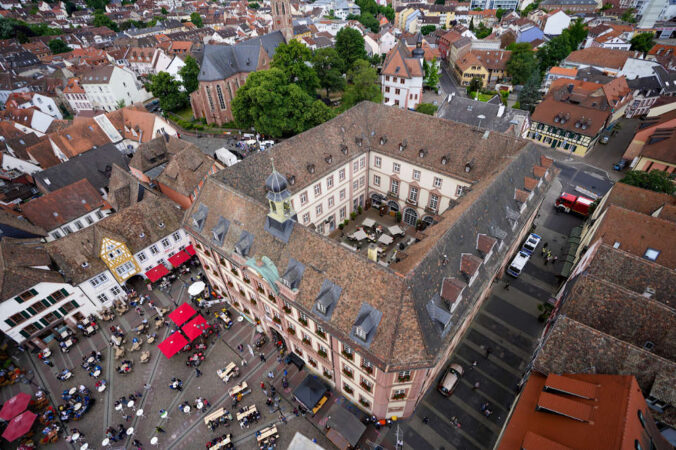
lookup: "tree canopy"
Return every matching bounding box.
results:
[630,32,654,55]
[335,27,367,69]
[179,55,200,94]
[423,58,440,91]
[0,17,61,42]
[620,170,675,194]
[517,72,542,112]
[48,39,72,54]
[415,103,437,115]
[420,25,436,35]
[190,12,203,28]
[271,40,320,95]
[341,59,382,109]
[312,47,346,97]
[93,12,118,32]
[474,23,492,39]
[231,68,334,138]
[145,72,187,112]
[506,43,538,85]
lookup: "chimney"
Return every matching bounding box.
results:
[367,243,378,262]
[497,104,505,117]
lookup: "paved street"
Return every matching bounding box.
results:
[1,266,333,450]
[439,65,462,99]
[380,175,585,450]
[583,118,640,177]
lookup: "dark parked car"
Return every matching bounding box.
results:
[613,160,628,171]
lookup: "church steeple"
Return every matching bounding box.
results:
[271,0,293,42]
[264,163,297,243]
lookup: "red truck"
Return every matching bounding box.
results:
[555,193,594,217]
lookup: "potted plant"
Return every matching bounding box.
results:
[344,385,354,394]
[323,371,332,379]
[342,350,354,360]
[299,317,308,326]
[250,298,257,305]
[283,306,292,314]
[391,392,406,400]
[359,398,370,408]
[397,374,411,383]
[317,349,327,358]
[227,281,234,287]
[362,365,374,375]
[339,223,345,230]
[243,307,250,314]
[257,286,264,294]
[350,212,357,220]
[357,206,363,214]
[315,329,326,339]
[302,337,311,346]
[268,294,276,302]
[273,316,281,324]
[342,368,353,378]
[309,360,317,368]
[360,381,372,392]
[230,268,238,276]
[239,289,245,296]
[287,327,296,335]
[233,301,240,307]
[395,211,402,223]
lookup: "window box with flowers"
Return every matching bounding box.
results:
[298,317,308,326]
[257,286,264,294]
[243,277,251,284]
[239,289,245,297]
[342,350,354,361]
[397,374,411,383]
[230,268,238,276]
[360,381,372,392]
[273,316,281,324]
[287,327,296,335]
[309,359,318,368]
[343,384,354,395]
[268,294,276,303]
[233,301,240,307]
[342,368,353,379]
[227,281,234,287]
[359,398,370,408]
[323,370,332,380]
[391,392,406,400]
[302,337,312,346]
[283,306,292,314]
[317,349,328,359]
[315,329,326,340]
[250,298,257,306]
[243,308,250,314]
[362,365,374,375]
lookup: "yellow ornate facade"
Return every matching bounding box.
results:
[100,237,140,283]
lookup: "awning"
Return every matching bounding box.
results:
[285,352,305,370]
[293,375,329,411]
[188,281,206,297]
[145,264,169,283]
[158,331,188,359]
[378,234,393,245]
[361,218,376,228]
[168,302,197,326]
[185,245,196,256]
[168,250,191,268]
[182,315,210,341]
[0,392,31,421]
[2,410,36,442]
[325,402,366,448]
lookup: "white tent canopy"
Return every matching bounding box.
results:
[361,218,376,228]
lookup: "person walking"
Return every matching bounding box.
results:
[422,416,430,425]
[155,426,165,433]
[472,381,480,391]
[485,347,492,358]
[195,368,202,377]
[259,352,265,362]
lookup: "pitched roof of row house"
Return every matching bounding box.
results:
[564,47,641,71]
[592,205,676,269]
[531,96,610,137]
[600,182,676,218]
[106,164,158,211]
[0,210,47,238]
[197,31,285,81]
[79,65,116,85]
[46,196,184,285]
[381,41,423,79]
[498,373,671,450]
[129,135,194,174]
[155,141,218,197]
[638,126,676,165]
[185,102,554,369]
[0,239,62,300]
[472,50,511,71]
[20,179,108,231]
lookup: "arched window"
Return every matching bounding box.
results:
[403,208,418,226]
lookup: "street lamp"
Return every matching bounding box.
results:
[477,114,486,130]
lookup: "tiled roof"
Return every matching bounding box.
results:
[46,196,183,284]
[381,41,423,79]
[21,179,107,231]
[0,239,63,300]
[155,142,218,197]
[602,183,676,217]
[0,210,46,238]
[472,49,511,71]
[531,96,609,137]
[640,126,676,165]
[548,66,578,77]
[564,47,639,70]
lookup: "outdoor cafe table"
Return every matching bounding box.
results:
[257,425,278,443]
[73,403,82,412]
[378,234,394,245]
[68,387,77,396]
[203,408,224,425]
[211,434,232,449]
[229,382,248,398]
[388,224,404,236]
[60,330,70,339]
[85,326,95,334]
[236,405,257,422]
[218,363,237,381]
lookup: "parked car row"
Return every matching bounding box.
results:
[507,233,542,278]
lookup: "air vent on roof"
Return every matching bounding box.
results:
[139,232,145,238]
[644,341,655,351]
[642,287,655,298]
[288,175,295,185]
[81,262,89,268]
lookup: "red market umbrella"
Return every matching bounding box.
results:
[158,331,188,359]
[182,315,210,341]
[184,245,196,256]
[168,250,191,268]
[168,302,197,326]
[145,264,170,283]
[0,392,31,421]
[2,410,37,442]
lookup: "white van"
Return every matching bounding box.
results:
[214,147,239,167]
[507,251,530,277]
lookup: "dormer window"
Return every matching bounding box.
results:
[307,164,315,174]
[355,325,367,340]
[317,302,327,314]
[341,144,348,155]
[380,136,387,145]
[325,154,333,164]
[355,137,362,146]
[419,149,426,158]
[81,262,89,268]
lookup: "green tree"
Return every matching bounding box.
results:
[355,0,377,15]
[506,43,538,85]
[621,8,636,23]
[348,12,379,32]
[537,36,571,71]
[312,47,345,97]
[415,103,437,115]
[434,0,445,4]
[232,68,334,137]
[600,2,612,9]
[517,72,542,112]
[342,59,382,109]
[630,32,654,55]
[420,25,436,35]
[335,27,367,69]
[190,12,203,28]
[93,12,118,32]
[620,170,675,194]
[469,18,474,31]
[475,23,492,39]
[145,72,187,112]
[179,55,200,94]
[467,76,483,95]
[520,0,540,16]
[423,57,440,91]
[161,7,168,14]
[48,38,72,54]
[271,40,320,95]
[249,2,260,8]
[65,1,78,15]
[378,5,394,21]
[86,0,108,11]
[496,8,506,19]
[116,99,126,109]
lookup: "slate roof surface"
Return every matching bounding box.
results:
[107,163,158,211]
[0,211,47,238]
[21,179,107,231]
[198,31,285,81]
[33,144,130,193]
[129,135,193,173]
[602,183,676,217]
[437,95,528,136]
[0,239,63,300]
[46,196,183,284]
[186,102,553,368]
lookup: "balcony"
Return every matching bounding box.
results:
[344,385,354,394]
[342,368,353,379]
[397,374,411,383]
[283,306,292,315]
[299,317,308,327]
[317,349,328,359]
[424,206,438,215]
[272,316,281,324]
[362,365,374,375]
[315,329,326,340]
[391,392,406,400]
[360,381,372,392]
[341,351,354,361]
[287,327,295,335]
[406,198,418,206]
[387,191,399,199]
[302,337,312,346]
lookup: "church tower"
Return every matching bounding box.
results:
[271,0,293,42]
[264,165,297,243]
